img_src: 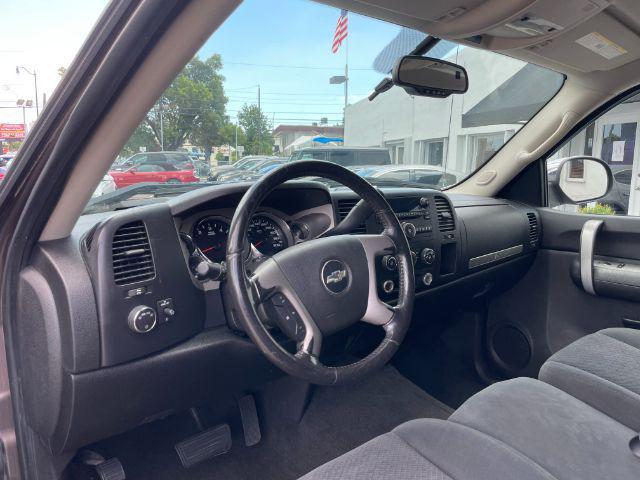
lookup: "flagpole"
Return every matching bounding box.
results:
[344,15,349,125]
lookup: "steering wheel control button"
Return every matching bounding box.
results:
[382,255,398,271]
[157,298,175,324]
[128,305,157,333]
[321,259,350,294]
[382,280,395,294]
[420,248,436,265]
[269,294,305,341]
[402,222,417,239]
[422,273,434,286]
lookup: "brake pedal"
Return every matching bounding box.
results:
[238,394,261,446]
[175,423,232,468]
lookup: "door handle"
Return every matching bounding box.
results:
[580,219,604,295]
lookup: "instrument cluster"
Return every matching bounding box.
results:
[191,212,292,262]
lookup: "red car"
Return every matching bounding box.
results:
[109,161,198,188]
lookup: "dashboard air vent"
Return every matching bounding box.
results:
[337,199,367,234]
[434,196,455,232]
[112,221,155,285]
[527,212,539,246]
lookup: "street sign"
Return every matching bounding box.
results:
[237,145,245,156]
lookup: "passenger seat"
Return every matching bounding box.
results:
[539,328,640,431]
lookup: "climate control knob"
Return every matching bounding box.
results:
[420,247,436,265]
[128,305,157,334]
[402,222,417,239]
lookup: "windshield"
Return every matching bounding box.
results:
[83,0,564,214]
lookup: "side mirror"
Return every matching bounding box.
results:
[549,156,613,204]
[392,55,468,98]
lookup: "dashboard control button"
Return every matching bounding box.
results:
[422,273,434,286]
[128,305,157,333]
[402,222,417,239]
[382,280,395,294]
[419,197,430,208]
[420,248,436,265]
[127,286,147,297]
[382,255,398,271]
[157,298,175,324]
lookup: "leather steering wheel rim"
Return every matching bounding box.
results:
[225,160,414,385]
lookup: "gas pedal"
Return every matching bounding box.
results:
[238,394,261,446]
[175,423,232,468]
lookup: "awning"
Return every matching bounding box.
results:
[461,64,565,128]
[312,136,344,144]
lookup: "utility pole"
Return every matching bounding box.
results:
[159,100,164,151]
[235,122,238,163]
[257,84,261,155]
[16,66,39,116]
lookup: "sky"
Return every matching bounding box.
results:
[0,0,410,128]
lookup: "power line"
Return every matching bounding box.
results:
[224,61,373,71]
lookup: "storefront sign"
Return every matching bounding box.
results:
[0,123,25,141]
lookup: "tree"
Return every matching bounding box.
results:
[238,104,273,155]
[124,54,228,159]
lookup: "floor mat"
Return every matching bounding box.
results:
[86,365,452,480]
[393,339,487,409]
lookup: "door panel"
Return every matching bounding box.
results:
[486,207,640,378]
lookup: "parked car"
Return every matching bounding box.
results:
[290,147,391,167]
[109,162,198,188]
[91,174,117,197]
[222,161,287,183]
[111,151,195,171]
[357,164,458,188]
[0,154,15,168]
[215,158,286,182]
[208,156,279,181]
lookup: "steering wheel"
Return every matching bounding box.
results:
[225,161,415,385]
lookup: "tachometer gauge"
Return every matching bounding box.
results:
[192,217,230,263]
[248,215,288,256]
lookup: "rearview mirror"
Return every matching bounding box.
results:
[549,156,613,204]
[392,55,468,98]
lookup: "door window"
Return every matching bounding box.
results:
[547,92,640,216]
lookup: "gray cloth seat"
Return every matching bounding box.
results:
[300,378,640,480]
[539,327,640,431]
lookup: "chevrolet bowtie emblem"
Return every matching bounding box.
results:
[326,269,347,284]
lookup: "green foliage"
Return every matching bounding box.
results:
[579,203,616,216]
[238,104,273,155]
[122,54,228,158]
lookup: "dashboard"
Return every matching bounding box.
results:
[17,180,541,454]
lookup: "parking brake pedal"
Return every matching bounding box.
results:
[175,424,232,468]
[238,394,261,446]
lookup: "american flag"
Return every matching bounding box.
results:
[332,9,348,53]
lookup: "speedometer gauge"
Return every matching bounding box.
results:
[192,217,230,263]
[248,215,288,256]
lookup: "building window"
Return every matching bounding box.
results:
[415,139,446,167]
[470,132,506,168]
[385,140,406,164]
[568,159,585,179]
